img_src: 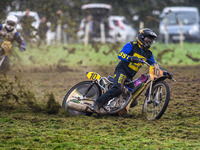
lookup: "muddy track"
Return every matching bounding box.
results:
[5,65,199,109]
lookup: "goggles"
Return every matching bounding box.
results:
[144,37,155,46]
[7,21,16,26]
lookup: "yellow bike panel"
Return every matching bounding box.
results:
[1,41,12,56]
[86,72,101,81]
[149,66,164,80]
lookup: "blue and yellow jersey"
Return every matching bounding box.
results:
[115,41,156,78]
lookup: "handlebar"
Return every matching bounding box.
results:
[141,60,150,67]
[142,60,176,82]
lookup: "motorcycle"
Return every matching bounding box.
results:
[0,39,13,72]
[62,61,176,120]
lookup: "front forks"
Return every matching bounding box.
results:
[147,81,153,103]
[146,81,162,106]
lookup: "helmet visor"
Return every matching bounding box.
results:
[7,20,16,26]
[144,37,154,46]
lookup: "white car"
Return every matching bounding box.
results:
[108,16,137,42]
[7,11,40,42]
[7,11,41,31]
[77,15,136,43]
[159,7,200,43]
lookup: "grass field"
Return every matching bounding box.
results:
[10,42,200,68]
[0,42,200,149]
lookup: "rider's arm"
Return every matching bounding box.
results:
[118,43,132,62]
[147,54,156,65]
[147,54,166,71]
[14,32,26,51]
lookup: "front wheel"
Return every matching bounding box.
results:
[143,81,170,120]
[62,81,101,116]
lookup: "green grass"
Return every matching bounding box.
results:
[0,111,199,149]
[152,42,200,65]
[10,42,200,68]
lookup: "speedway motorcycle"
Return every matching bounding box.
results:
[62,61,175,120]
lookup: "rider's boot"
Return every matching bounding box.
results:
[90,102,101,114]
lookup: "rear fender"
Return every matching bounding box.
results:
[86,72,101,81]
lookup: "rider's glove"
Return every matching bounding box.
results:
[129,56,143,63]
[20,42,26,52]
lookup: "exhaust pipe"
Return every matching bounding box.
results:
[66,101,93,113]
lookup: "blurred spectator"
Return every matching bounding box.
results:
[38,16,48,46]
[55,10,64,45]
[86,15,93,34]
[86,15,93,43]
[50,9,67,45]
[20,9,36,44]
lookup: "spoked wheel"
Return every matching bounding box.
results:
[62,81,101,116]
[143,81,170,120]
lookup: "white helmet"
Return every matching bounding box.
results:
[5,15,18,31]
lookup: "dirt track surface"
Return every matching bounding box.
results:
[7,65,200,112]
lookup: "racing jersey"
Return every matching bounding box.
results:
[115,41,156,78]
[0,24,24,45]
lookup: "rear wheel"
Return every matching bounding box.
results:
[143,81,170,120]
[62,81,101,116]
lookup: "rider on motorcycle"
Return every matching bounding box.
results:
[91,28,160,113]
[0,15,26,51]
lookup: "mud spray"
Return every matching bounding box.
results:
[0,73,62,114]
